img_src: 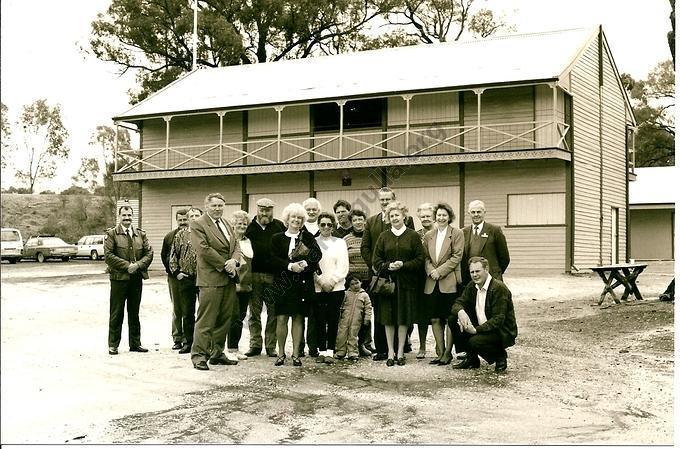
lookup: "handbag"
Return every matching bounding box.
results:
[369,275,395,296]
[290,238,310,262]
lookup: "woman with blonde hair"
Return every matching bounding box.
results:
[270,203,322,366]
[226,210,253,360]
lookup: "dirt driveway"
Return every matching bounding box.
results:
[0,260,674,444]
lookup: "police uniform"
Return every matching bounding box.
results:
[104,224,154,351]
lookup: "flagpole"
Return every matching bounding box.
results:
[192,0,198,71]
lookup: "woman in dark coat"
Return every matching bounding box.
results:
[372,201,424,366]
[270,202,322,367]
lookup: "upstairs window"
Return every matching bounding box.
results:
[312,98,384,133]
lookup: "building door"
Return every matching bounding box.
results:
[611,207,619,264]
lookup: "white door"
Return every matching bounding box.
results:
[611,207,619,264]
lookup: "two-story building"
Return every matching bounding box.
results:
[112,26,635,274]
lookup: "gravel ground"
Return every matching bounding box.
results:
[0,260,675,444]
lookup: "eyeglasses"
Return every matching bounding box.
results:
[319,223,334,228]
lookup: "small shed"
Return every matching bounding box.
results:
[629,166,675,261]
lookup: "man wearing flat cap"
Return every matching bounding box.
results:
[244,197,286,357]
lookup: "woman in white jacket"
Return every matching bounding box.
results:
[312,211,349,363]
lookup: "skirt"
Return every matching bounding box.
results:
[423,283,456,321]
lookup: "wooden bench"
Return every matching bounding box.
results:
[590,263,647,305]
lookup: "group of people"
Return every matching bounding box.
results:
[104,187,518,373]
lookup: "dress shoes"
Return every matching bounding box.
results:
[386,357,395,367]
[416,350,426,359]
[292,356,302,367]
[266,349,278,357]
[108,347,118,355]
[172,342,183,350]
[358,345,373,357]
[209,355,238,365]
[495,357,508,372]
[274,355,286,366]
[456,352,467,360]
[179,344,191,354]
[373,353,388,361]
[193,360,209,371]
[130,346,149,353]
[315,355,326,364]
[244,347,262,357]
[452,358,480,369]
[438,355,453,366]
[429,358,441,365]
[396,356,406,366]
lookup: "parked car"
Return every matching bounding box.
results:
[76,235,105,260]
[1,228,24,264]
[23,235,78,262]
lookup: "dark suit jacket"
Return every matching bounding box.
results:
[461,222,510,284]
[190,213,241,287]
[104,224,154,280]
[452,278,517,348]
[161,228,180,274]
[360,212,414,275]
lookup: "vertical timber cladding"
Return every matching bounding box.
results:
[464,160,567,274]
[571,37,603,269]
[141,176,243,271]
[571,35,629,269]
[246,172,310,217]
[600,38,628,264]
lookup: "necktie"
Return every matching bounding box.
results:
[215,219,229,243]
[126,228,136,262]
[473,225,479,236]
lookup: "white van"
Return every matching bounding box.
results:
[76,235,105,260]
[1,228,24,264]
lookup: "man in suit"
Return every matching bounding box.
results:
[450,256,517,372]
[162,209,188,350]
[360,187,415,361]
[190,193,242,371]
[461,200,510,285]
[105,205,154,355]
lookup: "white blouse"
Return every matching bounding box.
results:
[314,236,349,293]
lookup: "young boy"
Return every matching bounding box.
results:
[335,274,373,361]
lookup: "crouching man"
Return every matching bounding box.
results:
[450,256,517,372]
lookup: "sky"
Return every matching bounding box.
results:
[0,0,673,192]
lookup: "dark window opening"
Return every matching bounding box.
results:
[312,98,384,133]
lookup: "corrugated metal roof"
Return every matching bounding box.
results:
[114,27,597,121]
[629,166,677,205]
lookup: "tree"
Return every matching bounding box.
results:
[12,99,69,194]
[669,0,675,67]
[72,157,102,193]
[89,125,140,202]
[1,102,10,170]
[622,60,675,167]
[381,0,513,44]
[89,0,397,102]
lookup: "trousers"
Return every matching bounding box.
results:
[191,283,238,363]
[108,275,143,348]
[247,273,277,351]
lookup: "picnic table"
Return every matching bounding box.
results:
[590,263,647,305]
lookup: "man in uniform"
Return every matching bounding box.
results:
[105,205,154,355]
